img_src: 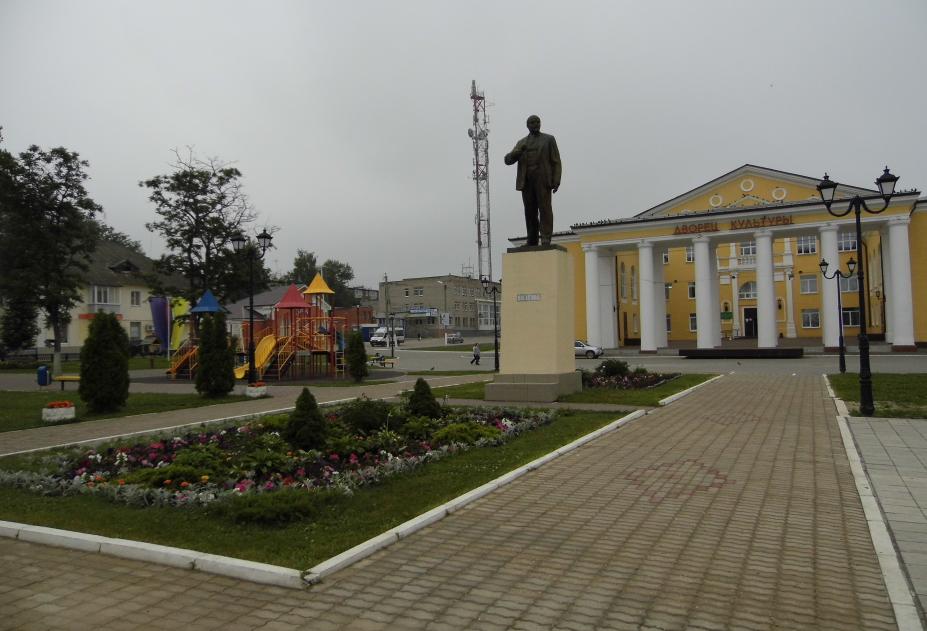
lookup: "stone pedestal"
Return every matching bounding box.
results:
[485,246,581,403]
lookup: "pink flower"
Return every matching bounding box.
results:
[349,453,359,465]
[329,453,340,462]
[263,481,275,490]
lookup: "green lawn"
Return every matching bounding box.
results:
[829,373,927,418]
[414,343,496,352]
[303,379,395,388]
[0,409,623,568]
[0,391,249,433]
[432,374,715,407]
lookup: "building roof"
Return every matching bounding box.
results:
[83,239,181,288]
[275,284,309,309]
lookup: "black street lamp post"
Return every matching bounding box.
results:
[819,257,857,374]
[230,229,273,385]
[816,167,899,416]
[480,276,500,372]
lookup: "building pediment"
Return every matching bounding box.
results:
[634,164,877,220]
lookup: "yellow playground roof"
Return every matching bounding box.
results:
[303,272,335,295]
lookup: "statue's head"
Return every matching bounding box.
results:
[526,115,541,134]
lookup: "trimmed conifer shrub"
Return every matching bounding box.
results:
[195,313,235,397]
[79,311,130,413]
[284,387,328,451]
[407,377,442,419]
[346,331,368,382]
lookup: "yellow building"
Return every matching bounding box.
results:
[537,165,924,351]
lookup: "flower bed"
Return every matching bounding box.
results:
[580,359,679,390]
[1,403,554,511]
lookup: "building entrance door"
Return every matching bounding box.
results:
[743,307,758,338]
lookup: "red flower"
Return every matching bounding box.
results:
[45,401,74,409]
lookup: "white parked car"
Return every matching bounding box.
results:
[574,340,604,359]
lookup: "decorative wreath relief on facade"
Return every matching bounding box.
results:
[709,194,723,208]
[740,178,755,192]
[772,187,788,201]
[624,459,732,504]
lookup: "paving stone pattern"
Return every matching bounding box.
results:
[850,417,927,617]
[0,374,897,630]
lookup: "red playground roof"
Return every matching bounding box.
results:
[274,284,309,309]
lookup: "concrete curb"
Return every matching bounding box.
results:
[0,521,304,589]
[825,375,923,631]
[657,373,724,406]
[301,407,648,585]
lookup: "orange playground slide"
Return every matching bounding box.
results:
[234,335,277,380]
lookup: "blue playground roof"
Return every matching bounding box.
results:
[190,289,222,313]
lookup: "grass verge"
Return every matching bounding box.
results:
[0,409,624,568]
[408,370,490,377]
[0,392,249,433]
[829,373,927,418]
[301,379,395,388]
[432,374,716,407]
[2,357,172,373]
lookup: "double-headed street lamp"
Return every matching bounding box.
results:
[819,257,857,374]
[480,276,500,372]
[816,167,899,416]
[230,229,273,385]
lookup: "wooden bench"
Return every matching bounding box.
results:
[53,375,80,391]
[368,357,398,369]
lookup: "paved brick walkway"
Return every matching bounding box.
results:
[849,417,927,616]
[0,374,898,630]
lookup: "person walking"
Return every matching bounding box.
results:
[470,343,481,365]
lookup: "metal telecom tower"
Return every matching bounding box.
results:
[468,80,492,282]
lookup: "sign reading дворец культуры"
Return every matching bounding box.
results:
[673,215,795,235]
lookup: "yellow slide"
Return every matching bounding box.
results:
[234,335,277,380]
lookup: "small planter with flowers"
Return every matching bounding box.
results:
[245,381,268,398]
[42,400,76,423]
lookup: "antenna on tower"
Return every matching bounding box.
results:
[468,80,492,283]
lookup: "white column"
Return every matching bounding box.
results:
[785,267,797,338]
[597,253,617,349]
[638,241,657,352]
[653,246,668,348]
[755,230,777,348]
[881,226,894,343]
[693,236,714,349]
[819,224,840,349]
[708,244,721,346]
[731,274,741,338]
[887,216,915,349]
[583,245,601,347]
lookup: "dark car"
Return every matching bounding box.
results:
[129,336,161,357]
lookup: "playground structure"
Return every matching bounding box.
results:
[168,275,346,381]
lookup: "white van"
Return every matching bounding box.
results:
[370,327,405,347]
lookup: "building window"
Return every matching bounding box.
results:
[685,246,694,263]
[689,313,697,332]
[839,275,859,293]
[739,241,756,256]
[130,290,141,306]
[129,321,141,339]
[796,235,817,255]
[632,314,639,334]
[666,314,672,332]
[403,288,410,297]
[842,308,860,327]
[838,231,857,252]
[413,287,424,296]
[738,281,757,300]
[630,266,637,301]
[620,263,627,300]
[664,283,672,300]
[802,309,821,328]
[800,274,818,294]
[688,282,696,299]
[93,286,119,305]
[663,251,669,264]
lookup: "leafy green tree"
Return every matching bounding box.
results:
[87,218,144,254]
[345,331,368,382]
[284,387,328,451]
[195,313,235,397]
[140,148,269,304]
[407,377,442,419]
[284,250,318,285]
[0,132,102,374]
[321,259,355,307]
[0,291,39,353]
[78,312,130,413]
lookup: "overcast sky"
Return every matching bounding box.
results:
[2,1,925,289]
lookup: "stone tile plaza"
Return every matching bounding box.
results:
[2,350,927,630]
